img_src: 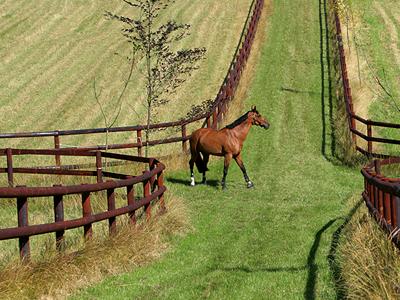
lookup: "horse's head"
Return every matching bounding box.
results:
[249,106,270,129]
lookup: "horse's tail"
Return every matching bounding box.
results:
[195,153,206,173]
[190,130,208,173]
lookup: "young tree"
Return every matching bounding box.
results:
[105,0,206,156]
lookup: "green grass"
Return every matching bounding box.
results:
[345,0,400,155]
[0,0,252,152]
[71,0,366,298]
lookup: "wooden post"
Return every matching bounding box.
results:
[206,116,211,128]
[143,171,151,221]
[54,134,61,167]
[374,160,381,175]
[53,185,65,251]
[107,187,116,235]
[82,192,92,240]
[212,110,217,129]
[96,151,103,183]
[391,194,398,228]
[17,190,30,261]
[384,192,391,225]
[395,196,400,229]
[6,148,13,187]
[181,124,187,153]
[157,169,166,213]
[137,130,143,157]
[127,183,136,225]
[367,122,372,154]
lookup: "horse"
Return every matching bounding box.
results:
[189,106,270,189]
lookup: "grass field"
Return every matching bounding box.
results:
[71,0,368,298]
[343,0,400,154]
[0,0,252,150]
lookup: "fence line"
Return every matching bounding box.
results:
[331,0,400,246]
[0,149,166,260]
[0,0,265,261]
[0,0,265,156]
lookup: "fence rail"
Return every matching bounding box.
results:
[331,0,400,246]
[0,149,166,260]
[331,0,400,158]
[0,0,264,156]
[0,0,265,261]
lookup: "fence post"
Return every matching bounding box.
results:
[384,191,391,226]
[206,117,211,128]
[374,160,381,175]
[395,195,400,229]
[96,151,103,183]
[157,167,166,214]
[54,133,61,167]
[127,182,136,225]
[53,185,65,251]
[82,191,92,240]
[212,110,217,129]
[143,171,151,221]
[367,122,372,154]
[181,124,187,153]
[137,130,143,157]
[17,188,30,261]
[348,104,357,145]
[6,148,13,187]
[107,186,116,235]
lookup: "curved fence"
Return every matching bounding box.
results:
[331,0,400,159]
[0,0,265,261]
[0,149,166,260]
[361,159,400,246]
[330,0,400,245]
[0,0,264,156]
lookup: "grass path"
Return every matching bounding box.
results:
[73,0,363,298]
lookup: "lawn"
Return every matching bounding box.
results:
[72,0,364,298]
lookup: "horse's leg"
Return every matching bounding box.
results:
[189,153,196,186]
[221,153,232,190]
[202,153,209,184]
[234,153,253,188]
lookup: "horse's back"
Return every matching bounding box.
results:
[190,128,226,156]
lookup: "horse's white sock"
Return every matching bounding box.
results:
[190,177,195,186]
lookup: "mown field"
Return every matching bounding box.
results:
[72,0,367,298]
[2,0,399,298]
[343,0,400,154]
[0,0,252,151]
[0,0,252,279]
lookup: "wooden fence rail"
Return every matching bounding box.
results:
[0,149,166,261]
[331,0,400,246]
[0,0,264,156]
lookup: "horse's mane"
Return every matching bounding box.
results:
[224,111,250,129]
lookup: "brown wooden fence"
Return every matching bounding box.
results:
[0,148,166,261]
[0,0,265,261]
[331,0,400,246]
[0,0,264,156]
[331,0,400,159]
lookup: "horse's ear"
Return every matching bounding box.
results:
[251,105,257,112]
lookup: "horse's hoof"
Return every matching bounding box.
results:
[190,177,195,186]
[222,185,227,190]
[247,181,254,188]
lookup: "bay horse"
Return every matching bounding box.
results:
[189,106,270,189]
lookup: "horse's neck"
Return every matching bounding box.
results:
[231,119,252,141]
